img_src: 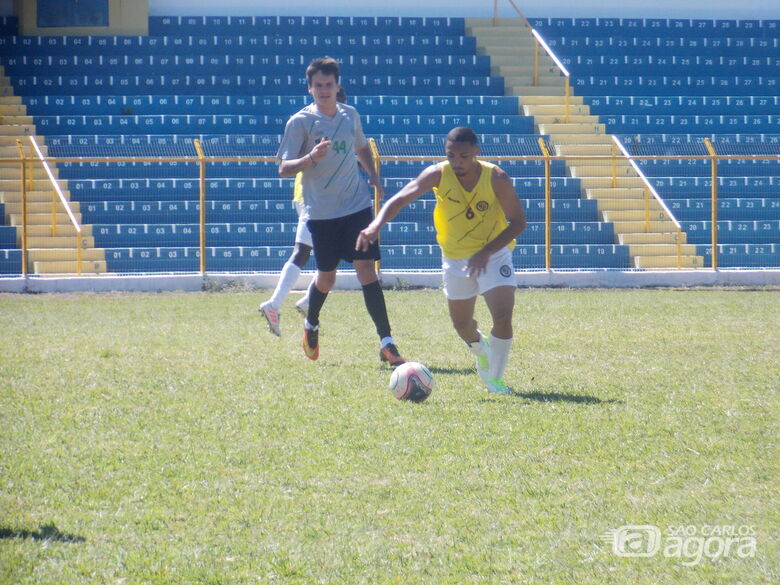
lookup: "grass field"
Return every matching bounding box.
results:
[1,286,778,585]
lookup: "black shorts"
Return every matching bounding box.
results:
[307,207,380,272]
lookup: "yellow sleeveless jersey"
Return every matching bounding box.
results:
[433,160,515,259]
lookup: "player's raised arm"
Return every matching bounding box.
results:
[356,164,442,251]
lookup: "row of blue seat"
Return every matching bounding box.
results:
[2,54,492,77]
[84,220,613,247]
[58,159,569,180]
[74,198,598,224]
[681,220,780,243]
[603,114,780,132]
[562,55,780,75]
[0,35,478,56]
[586,95,780,115]
[638,159,780,177]
[148,15,467,35]
[11,74,504,97]
[22,94,521,116]
[544,36,778,57]
[531,17,779,36]
[648,175,780,194]
[44,133,551,157]
[695,244,780,267]
[91,244,633,272]
[668,198,780,221]
[572,76,780,96]
[33,113,531,135]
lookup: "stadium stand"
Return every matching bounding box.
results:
[0,13,778,274]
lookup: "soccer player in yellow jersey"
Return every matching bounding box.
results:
[357,127,527,394]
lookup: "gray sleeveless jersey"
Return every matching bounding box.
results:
[277,103,372,221]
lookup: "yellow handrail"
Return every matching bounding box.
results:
[537,138,552,271]
[369,137,382,273]
[26,136,84,275]
[193,139,207,275]
[15,140,27,277]
[704,138,719,271]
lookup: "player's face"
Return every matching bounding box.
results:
[308,72,339,109]
[445,140,480,177]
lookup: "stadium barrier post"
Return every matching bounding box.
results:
[15,139,27,277]
[538,137,552,270]
[704,138,719,271]
[533,38,539,86]
[610,143,617,188]
[492,0,498,26]
[369,138,382,274]
[194,139,207,276]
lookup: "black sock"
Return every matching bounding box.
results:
[306,281,328,328]
[362,280,391,339]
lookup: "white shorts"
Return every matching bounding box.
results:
[294,201,313,247]
[442,247,517,300]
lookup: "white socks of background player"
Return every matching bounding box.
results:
[268,260,301,308]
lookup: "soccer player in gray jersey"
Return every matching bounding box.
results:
[276,57,405,366]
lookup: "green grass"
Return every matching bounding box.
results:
[1,287,778,584]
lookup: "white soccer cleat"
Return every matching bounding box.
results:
[259,301,282,337]
[295,296,309,317]
[485,377,514,395]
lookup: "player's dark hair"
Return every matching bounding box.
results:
[446,126,479,146]
[306,56,340,85]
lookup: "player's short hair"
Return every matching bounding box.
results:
[446,126,479,146]
[306,57,340,85]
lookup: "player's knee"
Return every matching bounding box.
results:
[291,245,311,267]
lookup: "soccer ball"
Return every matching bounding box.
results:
[388,361,434,402]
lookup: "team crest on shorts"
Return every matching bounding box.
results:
[500,264,512,277]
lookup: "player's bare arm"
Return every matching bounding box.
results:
[278,139,331,177]
[356,143,384,198]
[356,164,442,251]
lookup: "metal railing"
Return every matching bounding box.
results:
[4,145,779,275]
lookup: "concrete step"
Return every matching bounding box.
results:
[619,232,687,245]
[586,188,647,200]
[28,248,104,262]
[519,95,584,106]
[569,163,635,178]
[465,17,531,28]
[612,220,681,233]
[524,104,591,116]
[596,199,664,212]
[508,85,567,96]
[9,212,84,226]
[33,260,108,274]
[504,74,565,86]
[0,179,66,190]
[480,46,541,58]
[495,64,560,77]
[547,133,614,145]
[0,115,33,125]
[0,104,26,115]
[27,235,95,248]
[628,244,697,256]
[1,190,65,204]
[0,125,35,136]
[603,209,671,222]
[0,95,23,105]
[4,200,80,215]
[633,255,705,269]
[23,224,93,237]
[532,114,601,125]
[538,122,606,134]
[579,177,646,189]
[556,143,615,156]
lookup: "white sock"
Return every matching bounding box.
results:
[380,336,394,349]
[488,334,512,380]
[268,260,301,307]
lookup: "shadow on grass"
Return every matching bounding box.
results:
[428,366,475,375]
[0,524,85,543]
[479,390,621,405]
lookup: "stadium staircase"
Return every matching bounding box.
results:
[0,63,106,275]
[466,17,703,269]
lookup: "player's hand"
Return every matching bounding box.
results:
[466,249,491,277]
[356,224,379,251]
[310,139,331,162]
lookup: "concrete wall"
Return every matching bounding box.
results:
[13,0,147,35]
